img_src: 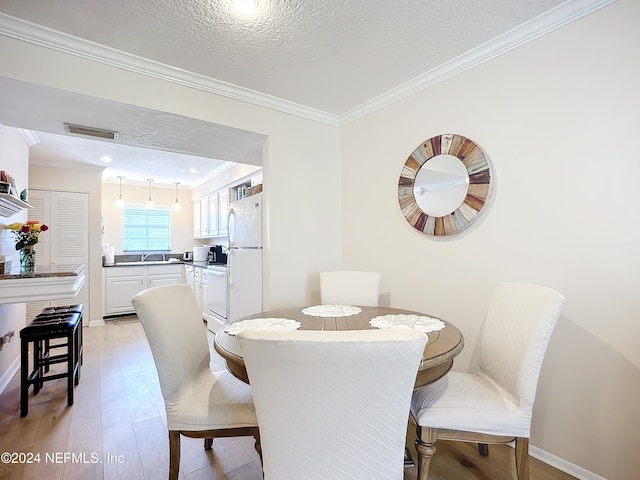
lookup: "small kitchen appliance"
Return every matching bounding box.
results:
[183,251,193,261]
[193,244,209,262]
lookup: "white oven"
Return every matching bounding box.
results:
[206,265,228,333]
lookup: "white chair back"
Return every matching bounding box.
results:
[238,329,427,480]
[479,282,565,411]
[132,284,209,403]
[319,270,382,306]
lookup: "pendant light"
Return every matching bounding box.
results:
[115,176,125,208]
[172,182,181,211]
[145,179,154,210]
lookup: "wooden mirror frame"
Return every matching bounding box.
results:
[398,133,493,237]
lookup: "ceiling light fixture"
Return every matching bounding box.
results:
[115,176,125,208]
[145,179,154,210]
[233,0,256,14]
[173,182,182,212]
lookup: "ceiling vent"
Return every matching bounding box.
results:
[64,123,119,140]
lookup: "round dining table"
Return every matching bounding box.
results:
[214,305,464,388]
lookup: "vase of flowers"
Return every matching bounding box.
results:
[6,220,49,273]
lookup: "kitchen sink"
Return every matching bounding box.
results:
[113,260,182,266]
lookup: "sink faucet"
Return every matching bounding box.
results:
[141,253,152,262]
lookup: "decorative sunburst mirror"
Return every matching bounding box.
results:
[398,134,493,237]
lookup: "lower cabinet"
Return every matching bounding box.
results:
[104,264,184,317]
[194,266,208,321]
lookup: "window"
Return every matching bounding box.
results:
[123,205,171,251]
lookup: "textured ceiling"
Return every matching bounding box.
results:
[0,0,604,186]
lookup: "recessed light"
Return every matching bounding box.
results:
[233,0,256,14]
[189,168,199,174]
[101,156,113,163]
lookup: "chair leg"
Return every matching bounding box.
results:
[414,426,437,480]
[253,432,262,462]
[204,438,213,449]
[478,443,489,456]
[169,430,181,480]
[515,437,530,480]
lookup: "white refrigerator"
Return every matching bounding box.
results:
[227,192,263,322]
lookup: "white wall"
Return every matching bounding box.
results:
[341,1,639,478]
[0,126,29,391]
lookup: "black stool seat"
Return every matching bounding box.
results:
[20,304,84,417]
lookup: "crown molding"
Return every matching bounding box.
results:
[29,158,106,172]
[0,13,340,127]
[0,0,615,129]
[16,128,40,146]
[339,0,616,126]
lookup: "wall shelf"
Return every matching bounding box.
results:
[0,193,32,217]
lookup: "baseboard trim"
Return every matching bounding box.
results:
[88,318,105,327]
[0,355,20,395]
[529,444,607,480]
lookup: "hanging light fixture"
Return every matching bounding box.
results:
[172,182,181,211]
[145,179,154,210]
[115,176,125,208]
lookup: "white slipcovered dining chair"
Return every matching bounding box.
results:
[132,284,260,480]
[237,329,428,480]
[319,270,382,306]
[410,282,565,480]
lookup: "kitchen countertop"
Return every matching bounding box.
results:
[183,260,228,269]
[0,264,86,304]
[103,260,185,267]
[0,264,84,279]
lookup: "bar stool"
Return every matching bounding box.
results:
[20,304,84,417]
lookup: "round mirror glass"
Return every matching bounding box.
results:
[413,154,469,217]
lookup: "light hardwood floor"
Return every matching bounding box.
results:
[0,317,576,480]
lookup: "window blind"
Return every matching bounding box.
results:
[123,206,171,251]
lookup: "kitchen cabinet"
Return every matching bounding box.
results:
[184,264,195,291]
[103,264,184,316]
[193,199,202,237]
[207,193,219,236]
[105,267,146,316]
[194,266,209,321]
[218,189,229,235]
[201,271,209,321]
[193,187,230,239]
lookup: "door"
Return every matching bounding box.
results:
[27,190,90,323]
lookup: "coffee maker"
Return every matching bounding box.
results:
[209,245,227,264]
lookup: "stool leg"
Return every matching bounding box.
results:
[33,340,42,394]
[20,338,29,417]
[74,324,81,385]
[44,338,50,373]
[66,331,74,407]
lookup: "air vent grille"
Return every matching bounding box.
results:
[64,123,119,140]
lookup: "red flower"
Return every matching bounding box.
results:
[41,224,49,231]
[21,225,30,233]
